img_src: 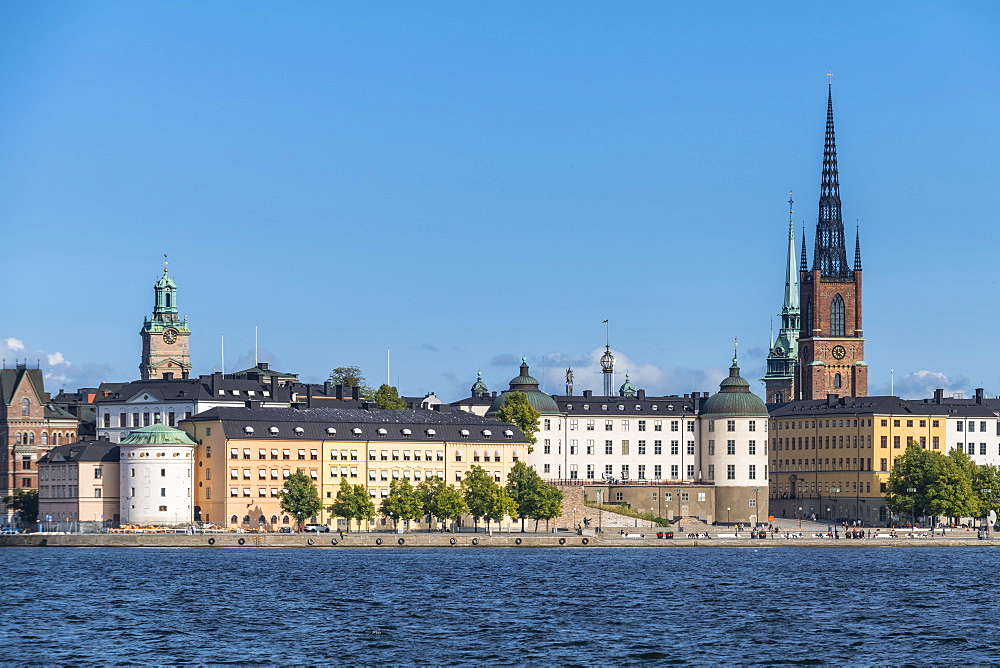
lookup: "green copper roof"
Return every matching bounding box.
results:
[487,359,559,414]
[619,372,637,397]
[120,424,198,446]
[700,358,768,417]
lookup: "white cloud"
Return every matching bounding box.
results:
[879,370,971,400]
[5,337,24,351]
[47,352,69,366]
[0,337,111,391]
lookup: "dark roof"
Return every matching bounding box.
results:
[44,403,77,420]
[95,374,284,404]
[450,395,494,406]
[769,396,998,418]
[0,367,44,406]
[183,406,530,443]
[38,440,119,465]
[550,395,699,416]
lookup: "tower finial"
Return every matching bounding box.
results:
[163,253,169,274]
[733,336,738,364]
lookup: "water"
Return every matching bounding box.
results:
[5,546,1000,665]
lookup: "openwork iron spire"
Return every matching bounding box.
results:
[854,224,862,271]
[800,227,808,271]
[812,82,852,279]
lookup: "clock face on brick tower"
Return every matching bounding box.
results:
[832,345,846,360]
[163,328,178,344]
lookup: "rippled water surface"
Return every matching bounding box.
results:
[5,546,1000,665]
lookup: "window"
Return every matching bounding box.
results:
[727,440,736,455]
[834,373,842,389]
[830,294,845,336]
[160,488,167,497]
[605,440,613,455]
[654,440,662,455]
[749,464,756,480]
[638,420,646,432]
[906,420,913,428]
[727,464,735,480]
[654,464,662,479]
[708,465,715,480]
[620,465,629,479]
[748,420,756,432]
[748,440,756,455]
[94,468,103,480]
[570,420,578,431]
[569,440,578,455]
[670,464,678,480]
[893,436,900,448]
[543,464,550,473]
[586,464,594,479]
[981,421,988,433]
[727,420,735,432]
[638,440,646,455]
[708,440,715,455]
[20,398,29,416]
[621,441,629,456]
[586,440,595,455]
[586,420,595,431]
[605,420,613,431]
[569,464,578,479]
[543,419,551,431]
[969,443,976,455]
[670,441,679,455]
[880,436,887,448]
[637,464,645,480]
[932,437,940,449]
[230,449,239,460]
[981,443,987,456]
[543,440,551,455]
[687,441,695,455]
[654,421,663,432]
[957,421,964,432]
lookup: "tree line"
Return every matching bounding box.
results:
[280,461,563,532]
[886,440,1000,524]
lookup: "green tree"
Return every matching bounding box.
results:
[329,478,376,532]
[278,469,322,530]
[529,483,564,532]
[373,384,406,409]
[461,465,503,532]
[972,465,1000,521]
[506,461,546,531]
[417,476,468,531]
[327,366,374,398]
[886,440,944,522]
[482,486,516,532]
[3,489,39,525]
[495,391,541,452]
[923,448,978,522]
[379,478,423,530]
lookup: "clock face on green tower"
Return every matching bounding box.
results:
[162,328,178,344]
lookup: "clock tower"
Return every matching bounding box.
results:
[797,83,867,399]
[140,263,192,380]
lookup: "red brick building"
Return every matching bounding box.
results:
[0,365,79,511]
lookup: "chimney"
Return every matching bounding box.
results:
[162,372,174,381]
[259,362,269,370]
[336,384,344,400]
[324,381,332,396]
[245,399,262,409]
[351,386,360,401]
[212,371,223,392]
[976,388,985,405]
[637,389,645,399]
[827,393,838,407]
[583,390,592,398]
[934,388,944,404]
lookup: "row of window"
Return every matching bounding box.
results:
[14,432,74,446]
[237,425,514,439]
[102,411,192,428]
[708,420,763,432]
[556,419,696,432]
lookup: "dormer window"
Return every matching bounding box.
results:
[294,427,304,435]
[426,429,436,437]
[652,405,659,411]
[262,391,270,397]
[352,428,363,436]
[269,427,279,434]
[482,430,492,439]
[583,404,589,410]
[566,404,573,410]
[460,429,470,438]
[244,426,254,434]
[602,405,608,411]
[218,390,225,396]
[326,427,337,436]
[378,428,387,436]
[232,390,240,395]
[618,405,625,411]
[635,405,641,410]
[504,430,513,439]
[248,390,255,396]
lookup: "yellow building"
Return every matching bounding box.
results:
[182,405,529,531]
[769,395,953,525]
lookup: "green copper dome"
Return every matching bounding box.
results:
[487,359,559,414]
[700,358,768,417]
[120,424,198,446]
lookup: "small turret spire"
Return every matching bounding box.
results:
[799,226,808,271]
[854,223,862,271]
[783,193,800,312]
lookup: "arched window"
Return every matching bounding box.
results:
[20,398,29,416]
[53,433,60,445]
[775,391,784,402]
[243,515,250,524]
[165,292,172,308]
[15,433,22,445]
[830,294,845,336]
[258,515,266,524]
[28,433,34,445]
[230,515,238,524]
[270,515,278,525]
[834,373,842,389]
[282,515,290,524]
[41,432,48,445]
[803,299,813,335]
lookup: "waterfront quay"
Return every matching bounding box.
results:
[1,530,993,549]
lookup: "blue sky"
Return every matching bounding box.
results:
[1,2,998,402]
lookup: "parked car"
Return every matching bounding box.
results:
[279,527,294,534]
[303,524,330,533]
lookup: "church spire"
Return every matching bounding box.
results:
[783,193,800,314]
[812,79,851,279]
[799,226,808,271]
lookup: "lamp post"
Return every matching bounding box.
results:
[752,488,760,528]
[906,487,917,527]
[797,506,802,528]
[727,507,731,526]
[830,487,840,522]
[597,489,603,534]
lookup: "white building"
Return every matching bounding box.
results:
[119,424,197,526]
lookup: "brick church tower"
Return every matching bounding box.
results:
[140,261,192,380]
[797,83,867,400]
